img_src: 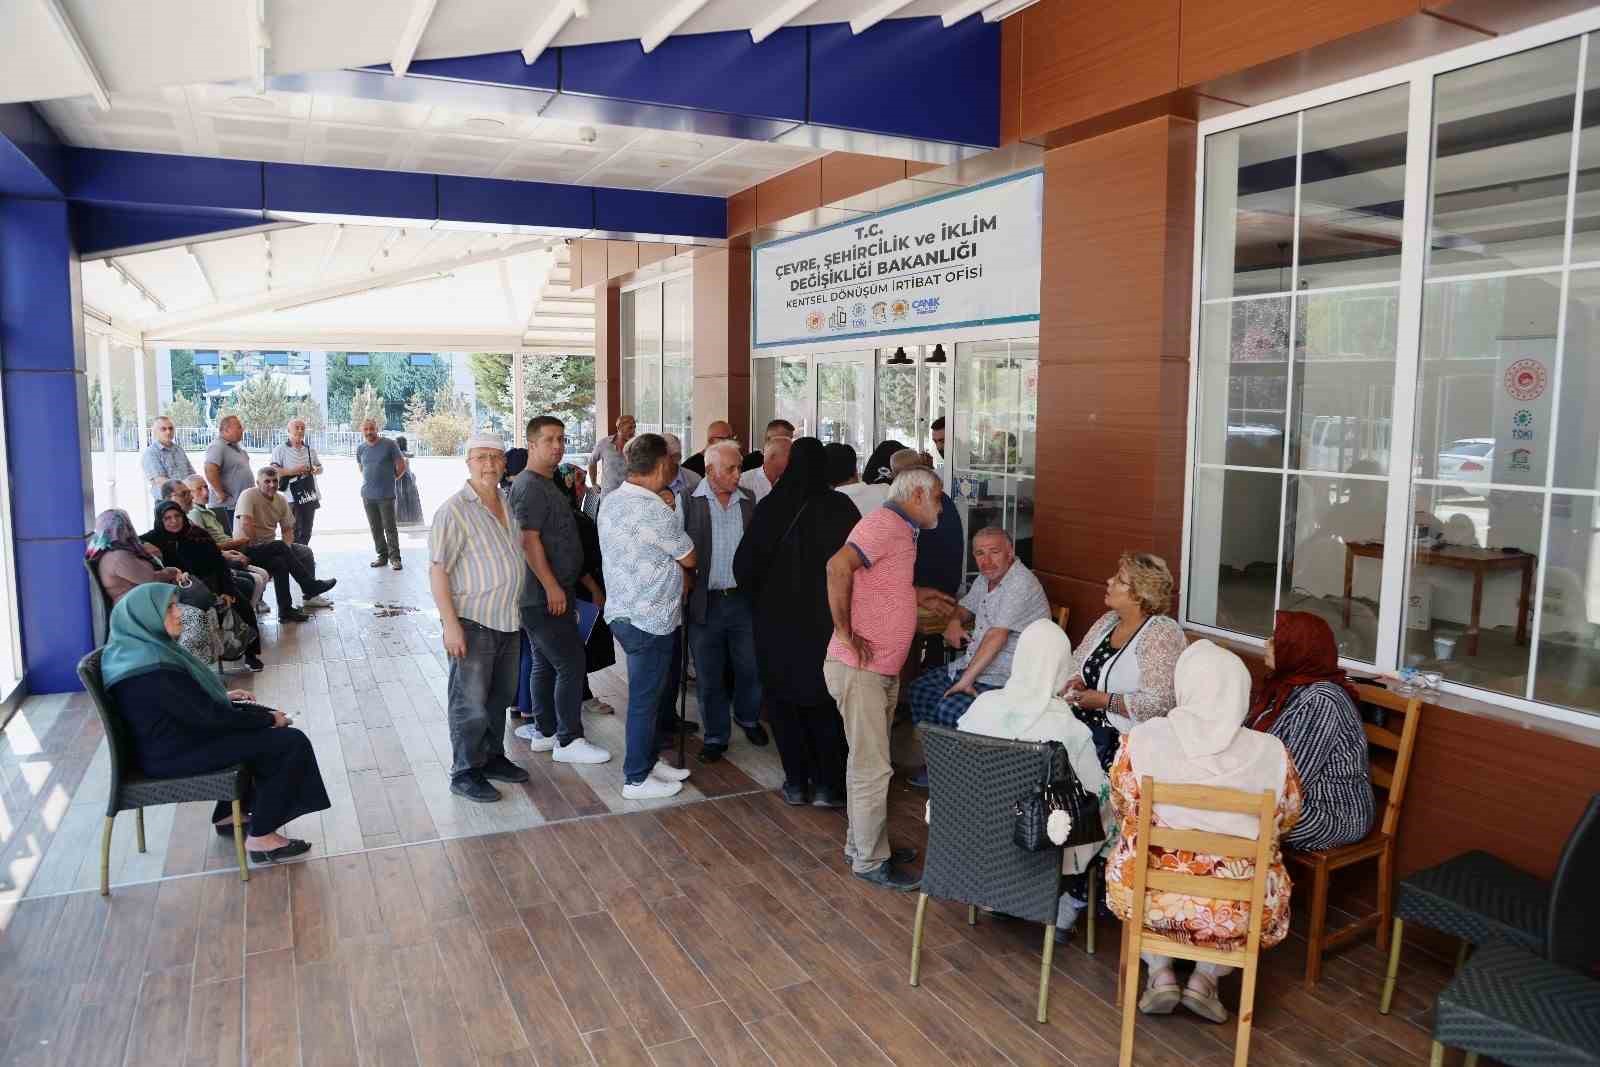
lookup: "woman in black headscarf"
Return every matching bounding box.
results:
[144,501,264,670]
[733,437,861,806]
[862,439,906,486]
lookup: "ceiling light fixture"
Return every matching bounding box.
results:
[926,343,947,364]
[108,259,167,313]
[886,346,913,366]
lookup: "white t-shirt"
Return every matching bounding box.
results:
[738,467,773,503]
[837,481,888,515]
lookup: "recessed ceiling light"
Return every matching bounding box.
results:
[226,95,274,112]
[656,159,676,168]
[464,116,505,131]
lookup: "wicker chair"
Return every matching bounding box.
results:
[84,557,111,646]
[909,724,1076,1023]
[1428,795,1600,1066]
[1382,793,1600,1015]
[76,648,249,895]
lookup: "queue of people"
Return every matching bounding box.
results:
[102,408,1384,1034]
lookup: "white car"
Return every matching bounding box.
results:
[1436,437,1494,484]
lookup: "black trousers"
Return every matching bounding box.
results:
[243,540,318,613]
[767,695,847,793]
[226,570,262,655]
[142,725,331,838]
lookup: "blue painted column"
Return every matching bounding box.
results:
[0,196,94,692]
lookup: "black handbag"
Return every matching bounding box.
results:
[174,575,215,611]
[1013,740,1104,852]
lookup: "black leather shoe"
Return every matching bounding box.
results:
[855,861,920,892]
[248,839,312,864]
[279,607,311,623]
[480,756,530,784]
[307,578,337,598]
[370,557,389,567]
[811,786,846,809]
[243,654,265,672]
[740,723,770,746]
[780,781,810,806]
[450,772,500,803]
[215,822,239,838]
[697,744,726,764]
[891,846,919,866]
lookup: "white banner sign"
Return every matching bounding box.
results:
[752,169,1042,348]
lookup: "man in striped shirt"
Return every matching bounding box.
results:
[429,434,532,803]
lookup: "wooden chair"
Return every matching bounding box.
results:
[1286,682,1422,989]
[1118,778,1279,1067]
[1052,604,1070,631]
[76,648,249,895]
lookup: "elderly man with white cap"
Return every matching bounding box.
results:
[428,432,534,803]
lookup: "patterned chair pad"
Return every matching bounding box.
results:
[1397,849,1547,950]
[119,766,244,811]
[1435,941,1600,1066]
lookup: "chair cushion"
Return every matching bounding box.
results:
[118,766,244,811]
[1397,849,1547,950]
[1435,942,1600,1065]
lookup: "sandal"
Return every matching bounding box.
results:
[1138,971,1181,1015]
[248,839,313,864]
[1180,977,1230,1023]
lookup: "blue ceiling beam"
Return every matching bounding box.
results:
[0,102,67,199]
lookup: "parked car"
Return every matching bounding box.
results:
[1436,437,1494,484]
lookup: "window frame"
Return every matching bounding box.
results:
[1182,7,1600,731]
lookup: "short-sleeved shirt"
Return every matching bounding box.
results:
[189,505,229,544]
[738,467,774,503]
[826,504,920,675]
[356,437,403,500]
[508,468,583,608]
[204,438,253,506]
[429,483,526,633]
[141,442,194,498]
[235,487,292,545]
[593,437,628,494]
[599,480,696,636]
[948,560,1051,686]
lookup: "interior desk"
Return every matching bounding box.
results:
[1342,541,1536,656]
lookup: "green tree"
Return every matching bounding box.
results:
[350,381,385,429]
[326,352,450,427]
[524,355,596,443]
[164,392,202,427]
[292,396,325,432]
[469,352,512,417]
[168,350,206,403]
[232,371,292,432]
[413,388,473,456]
[403,389,431,436]
[88,379,127,427]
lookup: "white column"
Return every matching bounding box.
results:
[155,345,173,409]
[134,345,152,528]
[512,349,526,442]
[97,332,117,510]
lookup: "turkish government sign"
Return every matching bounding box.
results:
[752,168,1042,348]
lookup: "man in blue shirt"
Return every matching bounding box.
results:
[356,417,407,570]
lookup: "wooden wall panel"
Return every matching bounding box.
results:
[754,160,822,228]
[727,190,758,239]
[690,248,751,441]
[593,286,621,431]
[1016,0,1180,141]
[605,241,639,278]
[637,243,675,269]
[819,154,907,205]
[580,240,607,296]
[1033,116,1194,643]
[1179,0,1419,87]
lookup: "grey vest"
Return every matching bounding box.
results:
[681,487,755,625]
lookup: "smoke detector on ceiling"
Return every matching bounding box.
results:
[577,126,598,144]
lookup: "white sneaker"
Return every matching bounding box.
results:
[649,760,691,783]
[514,724,557,751]
[303,595,331,607]
[622,777,682,800]
[552,737,611,764]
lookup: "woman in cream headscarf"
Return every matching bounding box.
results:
[1105,640,1303,1024]
[956,619,1115,936]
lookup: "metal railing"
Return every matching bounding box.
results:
[90,422,597,457]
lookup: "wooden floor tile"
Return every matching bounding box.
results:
[570,909,691,1047]
[244,947,299,1067]
[185,975,245,1067]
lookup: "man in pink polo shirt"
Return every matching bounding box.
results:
[824,465,955,890]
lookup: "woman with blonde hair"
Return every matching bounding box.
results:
[1106,640,1303,1023]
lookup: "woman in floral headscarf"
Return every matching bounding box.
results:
[87,509,220,666]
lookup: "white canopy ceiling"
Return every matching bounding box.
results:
[84,223,597,355]
[0,0,1035,107]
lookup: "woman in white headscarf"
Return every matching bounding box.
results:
[1105,640,1303,1024]
[956,619,1114,936]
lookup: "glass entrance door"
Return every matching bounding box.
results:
[814,350,873,456]
[874,346,952,466]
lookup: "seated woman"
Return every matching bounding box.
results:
[956,619,1115,937]
[1248,610,1374,851]
[1107,640,1303,1024]
[1062,552,1187,773]
[146,501,264,672]
[102,584,331,862]
[88,508,218,666]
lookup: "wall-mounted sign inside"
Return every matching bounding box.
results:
[751,169,1042,348]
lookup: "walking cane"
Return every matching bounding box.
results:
[676,620,690,767]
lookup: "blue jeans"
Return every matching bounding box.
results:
[611,618,677,785]
[445,620,520,777]
[907,665,995,728]
[522,603,586,746]
[689,592,762,747]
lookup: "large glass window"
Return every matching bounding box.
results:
[621,277,692,444]
[1189,24,1600,723]
[952,340,1038,580]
